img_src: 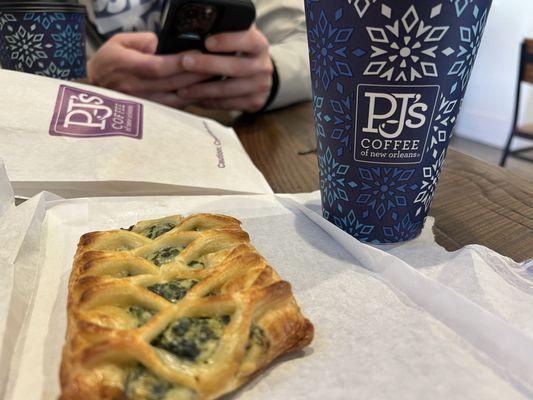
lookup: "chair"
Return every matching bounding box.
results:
[500,39,533,167]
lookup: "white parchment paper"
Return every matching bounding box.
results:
[0,160,14,218]
[1,188,533,399]
[0,186,61,399]
[0,70,272,198]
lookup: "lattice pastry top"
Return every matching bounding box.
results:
[60,213,314,400]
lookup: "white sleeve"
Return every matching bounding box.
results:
[254,0,312,110]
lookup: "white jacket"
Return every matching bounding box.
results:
[81,0,312,110]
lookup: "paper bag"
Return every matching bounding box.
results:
[0,70,272,198]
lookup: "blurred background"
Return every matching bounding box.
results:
[450,0,533,180]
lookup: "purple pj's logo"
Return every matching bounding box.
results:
[305,0,493,243]
[49,85,144,139]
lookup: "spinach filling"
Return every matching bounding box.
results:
[146,247,183,267]
[148,279,199,303]
[125,365,196,400]
[142,223,176,240]
[125,365,172,400]
[129,306,156,328]
[152,316,230,363]
[247,325,268,350]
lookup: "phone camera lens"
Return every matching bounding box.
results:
[185,7,199,19]
[203,5,215,19]
[176,3,218,36]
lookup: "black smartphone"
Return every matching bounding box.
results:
[157,0,256,54]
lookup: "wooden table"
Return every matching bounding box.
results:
[232,102,533,262]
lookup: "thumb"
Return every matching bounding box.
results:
[114,32,159,55]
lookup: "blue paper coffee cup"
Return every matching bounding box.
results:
[305,0,493,243]
[0,0,87,80]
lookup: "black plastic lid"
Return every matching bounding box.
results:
[0,1,85,13]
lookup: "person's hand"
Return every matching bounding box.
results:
[87,32,211,108]
[177,26,274,113]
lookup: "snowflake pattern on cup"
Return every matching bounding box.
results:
[413,149,447,217]
[450,0,474,17]
[346,0,377,18]
[23,11,65,30]
[381,212,422,243]
[0,12,15,30]
[333,209,375,242]
[352,167,418,221]
[447,5,489,93]
[313,95,327,139]
[318,147,352,212]
[328,94,355,152]
[4,25,48,68]
[307,8,354,90]
[36,61,71,80]
[364,4,452,82]
[314,92,355,155]
[0,10,86,80]
[305,0,492,243]
[426,93,460,159]
[52,24,84,67]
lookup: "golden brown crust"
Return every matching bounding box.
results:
[60,213,313,400]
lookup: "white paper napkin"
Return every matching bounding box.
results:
[288,196,533,393]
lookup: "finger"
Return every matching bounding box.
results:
[113,73,213,95]
[205,26,269,55]
[117,48,186,79]
[182,53,273,78]
[120,49,204,79]
[151,72,213,92]
[178,74,272,100]
[113,31,159,54]
[199,94,268,113]
[140,92,194,109]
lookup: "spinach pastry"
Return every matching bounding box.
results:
[60,214,314,400]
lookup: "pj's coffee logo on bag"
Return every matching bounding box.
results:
[49,85,143,139]
[354,84,440,164]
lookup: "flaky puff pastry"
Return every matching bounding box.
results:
[60,214,314,400]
